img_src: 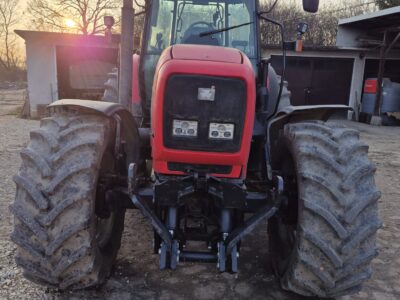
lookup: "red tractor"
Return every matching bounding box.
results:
[11,0,381,297]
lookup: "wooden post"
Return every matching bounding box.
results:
[373,31,387,117]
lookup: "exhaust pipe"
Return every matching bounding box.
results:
[119,0,135,109]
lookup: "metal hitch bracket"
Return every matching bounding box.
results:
[129,162,284,273]
[131,194,173,250]
[225,175,283,255]
[213,175,283,272]
[225,204,278,254]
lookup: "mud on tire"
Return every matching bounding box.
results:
[269,121,381,298]
[10,108,124,289]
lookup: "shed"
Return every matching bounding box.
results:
[264,44,400,120]
[264,7,400,122]
[337,6,400,122]
[16,30,120,118]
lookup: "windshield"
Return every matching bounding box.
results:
[147,0,256,58]
[141,0,257,108]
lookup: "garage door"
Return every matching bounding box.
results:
[271,56,354,106]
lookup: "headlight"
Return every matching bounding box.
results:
[209,123,234,140]
[172,120,198,137]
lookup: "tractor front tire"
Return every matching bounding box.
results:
[269,121,381,298]
[11,108,124,289]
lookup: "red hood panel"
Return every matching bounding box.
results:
[171,44,243,64]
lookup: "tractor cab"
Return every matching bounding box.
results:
[11,0,383,297]
[140,0,258,105]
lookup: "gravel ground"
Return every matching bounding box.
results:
[0,89,25,116]
[0,115,399,300]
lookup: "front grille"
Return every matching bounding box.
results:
[168,162,232,174]
[163,75,247,153]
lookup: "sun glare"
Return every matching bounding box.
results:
[65,19,76,28]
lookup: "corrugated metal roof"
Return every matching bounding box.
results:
[15,30,120,48]
[339,6,400,31]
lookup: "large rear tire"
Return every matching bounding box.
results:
[269,121,381,298]
[11,108,125,289]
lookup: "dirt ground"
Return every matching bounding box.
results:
[0,113,399,300]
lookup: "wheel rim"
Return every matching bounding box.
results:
[271,151,299,275]
[275,218,297,275]
[95,150,117,249]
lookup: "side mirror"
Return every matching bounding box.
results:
[303,0,319,13]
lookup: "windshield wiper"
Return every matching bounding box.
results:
[199,21,253,37]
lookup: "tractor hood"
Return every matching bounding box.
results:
[170,44,244,64]
[151,43,256,179]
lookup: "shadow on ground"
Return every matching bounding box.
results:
[49,210,315,300]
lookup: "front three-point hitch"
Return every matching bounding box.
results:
[128,163,283,272]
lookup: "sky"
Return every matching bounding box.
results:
[8,0,377,61]
[13,0,378,39]
[13,0,379,33]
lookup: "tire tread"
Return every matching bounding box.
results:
[276,121,380,298]
[11,110,124,289]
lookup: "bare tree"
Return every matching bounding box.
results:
[28,0,120,35]
[375,0,400,9]
[0,0,21,70]
[261,0,377,47]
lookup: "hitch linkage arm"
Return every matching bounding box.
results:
[131,194,173,250]
[128,163,284,272]
[225,175,283,254]
[129,163,173,250]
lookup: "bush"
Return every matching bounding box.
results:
[0,66,27,83]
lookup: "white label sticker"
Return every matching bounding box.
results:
[209,123,235,140]
[198,86,216,101]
